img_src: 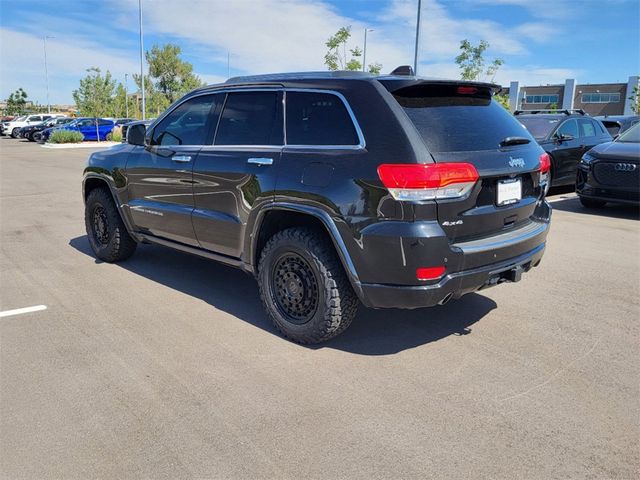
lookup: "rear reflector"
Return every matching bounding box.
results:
[416,266,446,281]
[539,153,551,174]
[377,163,479,201]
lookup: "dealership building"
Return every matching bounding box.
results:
[504,75,638,115]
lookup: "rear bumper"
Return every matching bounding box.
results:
[359,242,546,309]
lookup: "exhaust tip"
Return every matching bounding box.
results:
[438,293,454,306]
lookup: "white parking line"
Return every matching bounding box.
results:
[0,305,47,318]
[548,195,577,203]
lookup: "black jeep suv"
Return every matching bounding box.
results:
[83,70,551,343]
[516,110,612,188]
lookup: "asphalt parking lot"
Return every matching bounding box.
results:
[1,137,638,479]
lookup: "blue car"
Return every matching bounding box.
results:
[38,117,114,142]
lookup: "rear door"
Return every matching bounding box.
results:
[192,90,283,257]
[389,83,545,242]
[551,119,582,184]
[125,94,218,246]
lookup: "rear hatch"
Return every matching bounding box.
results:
[380,80,546,243]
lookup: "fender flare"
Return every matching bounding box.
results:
[82,172,141,242]
[248,202,363,297]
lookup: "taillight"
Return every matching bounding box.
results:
[377,163,479,201]
[416,266,446,281]
[456,86,478,95]
[539,153,551,174]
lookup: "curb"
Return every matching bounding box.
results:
[41,142,120,149]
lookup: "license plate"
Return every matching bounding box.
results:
[497,178,522,206]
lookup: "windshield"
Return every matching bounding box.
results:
[517,116,562,140]
[616,123,640,143]
[13,115,27,122]
[391,84,533,152]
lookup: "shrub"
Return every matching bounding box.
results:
[107,126,123,142]
[49,130,84,144]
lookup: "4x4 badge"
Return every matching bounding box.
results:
[509,157,525,168]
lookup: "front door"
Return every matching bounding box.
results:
[192,90,283,258]
[125,94,219,246]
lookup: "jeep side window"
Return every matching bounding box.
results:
[214,91,282,146]
[578,119,596,138]
[557,119,578,138]
[152,94,218,146]
[285,91,359,146]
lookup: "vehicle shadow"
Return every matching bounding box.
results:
[69,235,497,355]
[550,195,639,220]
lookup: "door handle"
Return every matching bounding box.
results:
[172,155,192,163]
[247,157,273,166]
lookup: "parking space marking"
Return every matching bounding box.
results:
[0,305,47,318]
[547,195,577,203]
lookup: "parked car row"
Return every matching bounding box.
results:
[515,110,639,207]
[1,113,66,137]
[1,116,139,143]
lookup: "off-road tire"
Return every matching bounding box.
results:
[258,227,358,344]
[579,196,606,209]
[85,187,137,262]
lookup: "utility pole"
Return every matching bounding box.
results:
[413,0,422,76]
[43,36,54,113]
[362,29,373,72]
[125,73,129,118]
[138,0,146,120]
[227,51,230,79]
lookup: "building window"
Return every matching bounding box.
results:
[581,93,621,103]
[525,94,559,104]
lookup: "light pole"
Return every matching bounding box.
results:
[362,28,373,72]
[413,0,422,75]
[227,51,230,79]
[43,36,54,113]
[125,73,129,118]
[138,0,146,120]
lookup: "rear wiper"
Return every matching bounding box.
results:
[500,136,531,147]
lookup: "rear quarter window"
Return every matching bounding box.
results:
[393,85,532,152]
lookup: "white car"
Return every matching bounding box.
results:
[1,114,65,137]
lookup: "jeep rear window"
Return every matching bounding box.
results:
[391,84,532,153]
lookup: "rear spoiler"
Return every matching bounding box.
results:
[378,78,501,96]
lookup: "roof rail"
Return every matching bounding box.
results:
[514,109,587,116]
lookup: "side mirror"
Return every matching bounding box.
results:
[127,124,146,146]
[555,133,573,142]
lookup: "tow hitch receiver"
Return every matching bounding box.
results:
[484,264,527,288]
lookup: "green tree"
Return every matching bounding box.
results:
[72,67,117,117]
[146,44,204,105]
[628,84,640,114]
[132,73,168,118]
[5,88,28,115]
[494,93,510,110]
[111,83,128,118]
[324,26,382,74]
[455,39,503,82]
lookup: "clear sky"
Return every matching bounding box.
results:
[1,0,639,105]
